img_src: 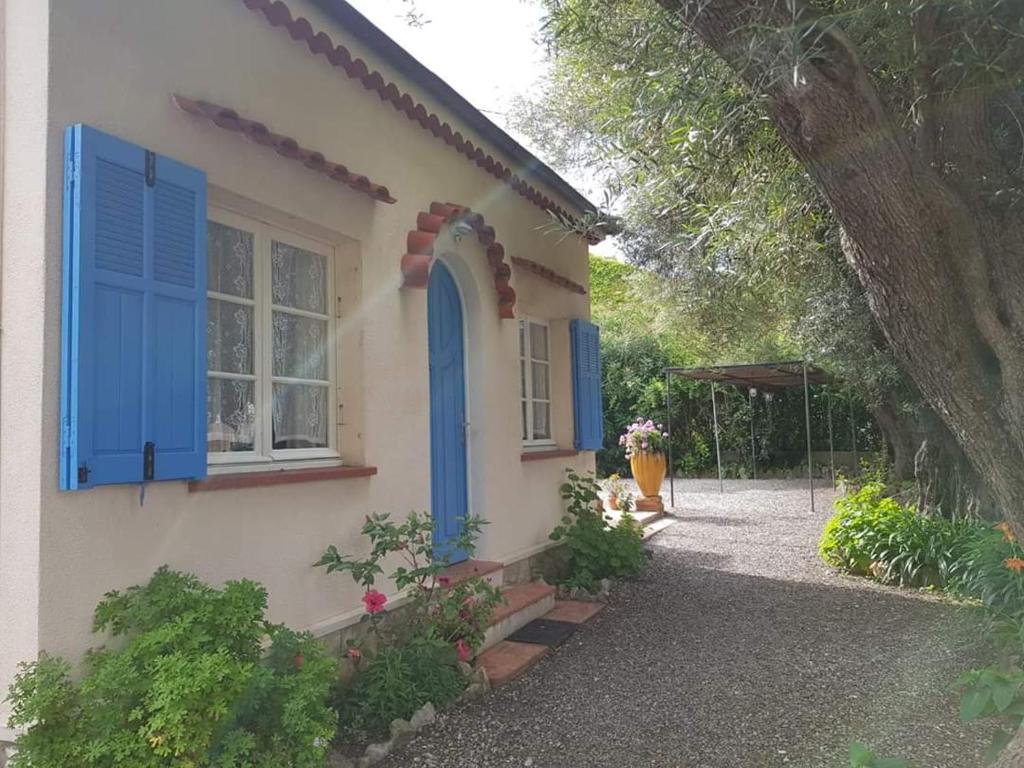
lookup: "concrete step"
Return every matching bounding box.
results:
[476,600,605,688]
[437,559,504,589]
[476,640,548,687]
[481,582,555,651]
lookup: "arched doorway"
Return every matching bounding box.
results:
[428,260,469,563]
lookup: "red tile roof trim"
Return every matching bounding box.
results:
[173,94,396,203]
[402,202,516,319]
[509,256,587,295]
[237,0,594,237]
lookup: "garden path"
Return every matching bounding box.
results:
[376,479,990,767]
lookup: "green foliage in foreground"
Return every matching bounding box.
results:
[6,567,337,768]
[822,484,1024,762]
[332,635,463,740]
[551,469,646,590]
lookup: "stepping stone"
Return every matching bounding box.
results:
[545,600,605,624]
[507,618,578,647]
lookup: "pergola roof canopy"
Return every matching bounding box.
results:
[665,360,830,392]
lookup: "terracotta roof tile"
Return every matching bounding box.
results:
[173,95,395,204]
[510,256,587,295]
[237,0,601,242]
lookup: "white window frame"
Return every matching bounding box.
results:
[207,208,338,468]
[519,317,555,447]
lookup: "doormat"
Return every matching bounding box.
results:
[507,619,578,647]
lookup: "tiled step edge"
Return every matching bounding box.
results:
[481,582,556,651]
[437,559,504,589]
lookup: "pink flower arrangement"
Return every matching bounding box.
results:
[454,638,472,662]
[362,589,388,615]
[619,417,669,459]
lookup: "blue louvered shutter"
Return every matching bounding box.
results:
[61,125,207,490]
[570,319,604,451]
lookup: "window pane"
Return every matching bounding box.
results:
[529,322,548,360]
[207,299,254,375]
[518,320,526,357]
[208,221,254,298]
[207,378,256,453]
[522,401,529,441]
[272,240,327,313]
[532,401,550,440]
[273,383,329,449]
[272,312,328,381]
[531,361,550,400]
[520,359,528,400]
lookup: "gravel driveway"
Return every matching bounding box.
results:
[377,479,991,768]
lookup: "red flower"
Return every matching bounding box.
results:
[346,647,362,662]
[362,589,388,614]
[455,638,472,662]
[438,575,451,587]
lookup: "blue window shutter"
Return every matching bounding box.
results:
[61,125,207,489]
[570,319,604,451]
[148,155,207,481]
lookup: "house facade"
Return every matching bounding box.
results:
[0,0,603,732]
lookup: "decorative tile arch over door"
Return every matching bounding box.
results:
[400,202,516,319]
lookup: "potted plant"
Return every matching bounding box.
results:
[603,473,633,512]
[620,418,669,512]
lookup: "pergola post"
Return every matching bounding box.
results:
[748,387,757,480]
[666,370,674,509]
[803,361,815,514]
[827,392,836,489]
[849,398,859,477]
[711,381,724,494]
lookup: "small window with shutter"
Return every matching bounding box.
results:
[570,319,604,451]
[60,124,207,489]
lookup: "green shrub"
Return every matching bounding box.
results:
[315,511,503,654]
[316,512,502,742]
[334,635,463,738]
[550,469,646,591]
[5,567,338,768]
[820,483,977,588]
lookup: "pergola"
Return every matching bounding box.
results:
[664,361,833,512]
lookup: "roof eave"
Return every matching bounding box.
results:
[308,0,598,217]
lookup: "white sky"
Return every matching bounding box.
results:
[345,0,619,256]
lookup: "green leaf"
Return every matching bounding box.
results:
[850,743,874,767]
[961,686,992,722]
[992,681,1016,712]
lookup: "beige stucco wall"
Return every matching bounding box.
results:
[0,0,595,718]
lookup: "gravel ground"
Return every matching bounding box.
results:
[376,479,992,768]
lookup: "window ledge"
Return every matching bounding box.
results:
[520,448,579,463]
[189,464,377,492]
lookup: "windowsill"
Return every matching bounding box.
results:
[189,464,377,492]
[520,448,579,462]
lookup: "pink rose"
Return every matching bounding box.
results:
[455,638,472,662]
[347,647,362,661]
[362,589,387,615]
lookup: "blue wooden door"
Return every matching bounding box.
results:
[428,261,469,563]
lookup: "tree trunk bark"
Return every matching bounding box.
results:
[870,395,916,481]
